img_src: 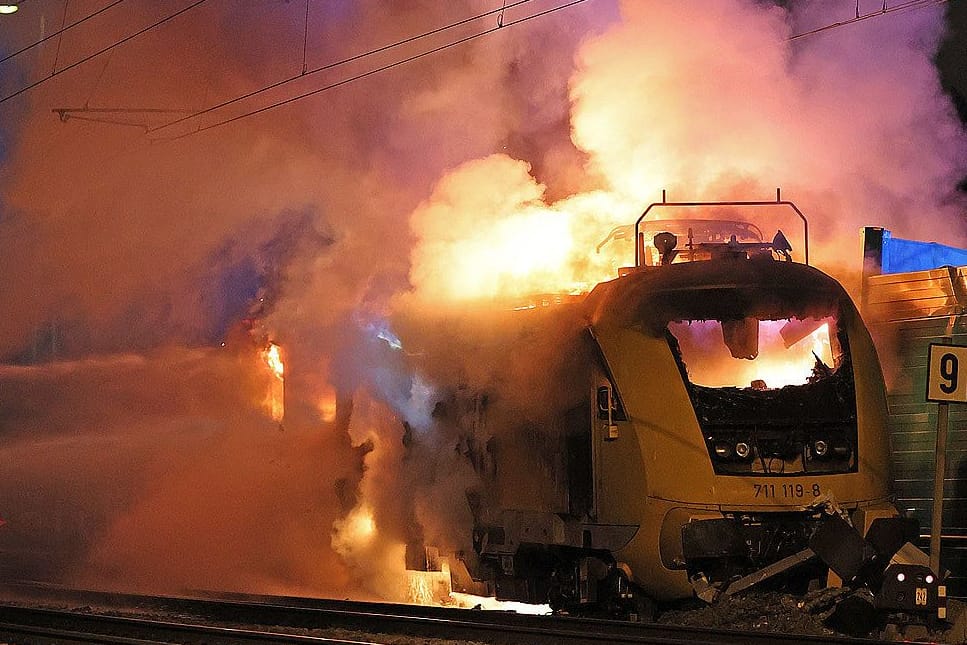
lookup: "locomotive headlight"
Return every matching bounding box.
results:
[713,442,733,459]
[735,442,751,459]
[897,572,906,582]
[813,440,829,457]
[927,575,935,584]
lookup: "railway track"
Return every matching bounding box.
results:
[0,583,898,644]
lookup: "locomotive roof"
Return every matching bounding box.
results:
[586,257,853,331]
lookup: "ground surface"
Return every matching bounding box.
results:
[657,590,967,643]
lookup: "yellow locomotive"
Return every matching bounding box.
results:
[449,198,940,617]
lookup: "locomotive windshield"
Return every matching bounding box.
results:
[669,316,838,389]
[666,311,858,476]
[586,256,861,476]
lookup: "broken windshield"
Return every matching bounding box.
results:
[667,314,857,475]
[668,316,839,389]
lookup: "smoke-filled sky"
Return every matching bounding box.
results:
[0,0,964,599]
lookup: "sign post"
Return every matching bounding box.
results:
[925,343,967,575]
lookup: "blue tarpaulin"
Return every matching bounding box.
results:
[880,230,967,274]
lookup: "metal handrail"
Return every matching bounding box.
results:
[633,188,809,267]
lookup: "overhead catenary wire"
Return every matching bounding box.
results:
[83,48,115,108]
[146,0,537,136]
[50,0,71,75]
[0,0,126,65]
[301,0,310,75]
[788,0,948,41]
[145,0,949,139]
[154,0,591,141]
[0,0,211,105]
[52,106,194,130]
[48,0,945,137]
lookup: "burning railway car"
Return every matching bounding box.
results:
[426,198,943,618]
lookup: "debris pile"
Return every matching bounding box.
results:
[658,592,967,642]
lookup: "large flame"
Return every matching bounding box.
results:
[261,342,285,422]
[407,2,964,306]
[409,155,636,303]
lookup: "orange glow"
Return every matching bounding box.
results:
[673,319,834,389]
[263,343,284,378]
[317,386,337,423]
[261,342,284,422]
[405,564,453,606]
[449,592,551,614]
[404,563,551,613]
[337,505,376,546]
[752,322,832,388]
[409,155,635,303]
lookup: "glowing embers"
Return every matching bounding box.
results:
[261,342,285,422]
[403,567,552,613]
[406,564,454,606]
[669,317,835,389]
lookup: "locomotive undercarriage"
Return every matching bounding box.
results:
[471,511,648,616]
[478,543,655,619]
[681,512,827,591]
[470,508,944,620]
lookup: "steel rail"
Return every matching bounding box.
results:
[0,584,893,645]
[0,606,379,644]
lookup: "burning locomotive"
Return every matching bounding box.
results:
[412,196,944,619]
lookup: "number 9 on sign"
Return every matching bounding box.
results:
[927,344,967,403]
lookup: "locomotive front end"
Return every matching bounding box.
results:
[465,198,938,618]
[588,256,895,601]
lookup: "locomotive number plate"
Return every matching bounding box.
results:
[753,483,821,498]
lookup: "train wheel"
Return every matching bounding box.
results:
[600,568,657,622]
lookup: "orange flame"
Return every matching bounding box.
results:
[405,565,453,606]
[263,343,284,378]
[673,319,834,389]
[261,342,284,422]
[404,564,551,614]
[753,322,832,388]
[408,155,634,304]
[337,505,376,545]
[317,385,337,423]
